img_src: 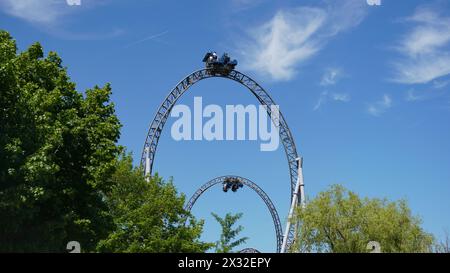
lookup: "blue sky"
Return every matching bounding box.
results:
[1,0,450,252]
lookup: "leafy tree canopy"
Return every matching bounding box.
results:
[0,30,121,252]
[0,30,213,253]
[212,212,248,253]
[294,185,434,253]
[97,155,213,253]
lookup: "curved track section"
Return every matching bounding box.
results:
[239,248,261,253]
[184,175,283,253]
[141,69,300,197]
[185,175,283,253]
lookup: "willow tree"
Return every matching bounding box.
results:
[294,185,434,253]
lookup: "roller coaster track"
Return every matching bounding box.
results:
[141,68,305,252]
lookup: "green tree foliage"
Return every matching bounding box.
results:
[293,185,434,253]
[0,30,121,252]
[433,230,450,253]
[97,155,212,253]
[212,212,248,253]
[0,30,214,253]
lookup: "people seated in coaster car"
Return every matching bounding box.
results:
[222,177,244,193]
[202,51,238,75]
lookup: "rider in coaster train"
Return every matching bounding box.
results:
[222,177,244,193]
[202,51,238,72]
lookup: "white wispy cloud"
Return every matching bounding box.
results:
[231,0,265,11]
[367,94,392,116]
[240,7,326,81]
[0,0,124,40]
[0,0,71,24]
[313,91,351,111]
[238,0,367,81]
[332,93,351,102]
[432,79,450,89]
[392,7,450,84]
[320,68,343,86]
[404,87,447,103]
[405,89,423,102]
[313,91,329,111]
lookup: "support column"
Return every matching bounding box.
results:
[145,147,151,181]
[281,157,304,253]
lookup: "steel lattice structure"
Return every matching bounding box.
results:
[184,176,283,253]
[141,68,304,252]
[239,248,261,253]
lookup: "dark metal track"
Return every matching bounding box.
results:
[141,68,301,252]
[239,248,261,253]
[184,175,283,253]
[141,69,299,196]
